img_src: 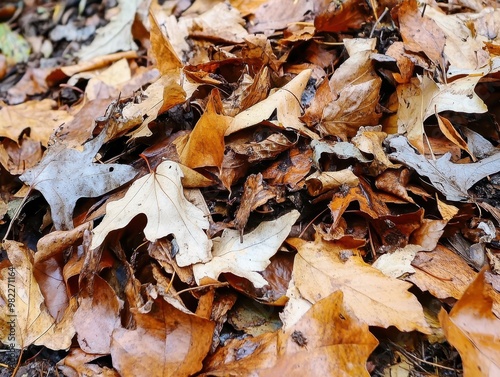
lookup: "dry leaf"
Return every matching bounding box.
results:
[111,298,214,377]
[193,210,300,288]
[0,99,73,146]
[288,236,431,333]
[20,131,137,230]
[372,244,422,279]
[179,89,231,169]
[202,291,378,376]
[91,160,212,267]
[388,135,500,201]
[439,269,500,376]
[77,0,141,61]
[0,241,75,350]
[307,39,381,139]
[226,69,317,139]
[407,245,476,300]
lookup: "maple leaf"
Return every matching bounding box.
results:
[287,236,431,333]
[91,160,212,267]
[388,135,500,201]
[193,210,300,288]
[20,131,137,230]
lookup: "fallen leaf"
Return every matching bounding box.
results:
[149,11,183,75]
[179,89,231,169]
[314,0,370,33]
[58,348,120,377]
[439,268,500,376]
[305,39,381,140]
[77,0,141,61]
[305,169,359,196]
[407,245,476,300]
[91,160,211,267]
[395,75,487,152]
[0,241,75,350]
[372,244,421,279]
[225,69,317,139]
[288,236,431,332]
[0,136,42,175]
[73,275,121,354]
[248,0,314,34]
[202,291,378,376]
[0,99,73,146]
[20,131,137,230]
[388,135,500,201]
[437,114,475,160]
[111,298,214,377]
[393,0,445,70]
[193,210,300,288]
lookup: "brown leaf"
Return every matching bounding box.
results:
[149,12,183,75]
[111,298,214,377]
[437,114,475,161]
[307,39,381,140]
[288,236,431,332]
[408,245,476,300]
[262,146,312,188]
[439,268,500,376]
[375,168,415,204]
[329,179,390,229]
[179,89,231,169]
[234,173,277,236]
[202,291,378,376]
[393,0,445,70]
[314,0,371,33]
[248,0,314,34]
[58,348,120,377]
[0,99,73,146]
[74,275,121,354]
[0,241,75,350]
[0,136,42,175]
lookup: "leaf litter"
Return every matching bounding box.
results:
[0,0,500,376]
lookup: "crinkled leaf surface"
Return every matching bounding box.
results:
[0,241,75,350]
[388,135,500,201]
[20,131,137,230]
[91,160,211,267]
[193,210,300,288]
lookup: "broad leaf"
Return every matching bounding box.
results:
[193,210,300,288]
[20,131,137,230]
[388,135,500,201]
[91,160,211,267]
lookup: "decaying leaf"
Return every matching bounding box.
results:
[288,236,431,333]
[0,241,75,350]
[20,131,137,230]
[193,210,300,288]
[388,135,500,201]
[202,291,378,376]
[439,269,500,376]
[111,298,214,377]
[77,0,141,61]
[91,160,212,267]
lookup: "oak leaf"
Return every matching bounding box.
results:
[439,269,500,376]
[388,135,500,201]
[202,291,378,377]
[193,210,300,288]
[288,236,431,333]
[20,131,137,230]
[91,160,211,267]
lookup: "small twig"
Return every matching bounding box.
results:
[370,8,389,38]
[173,282,229,297]
[299,208,327,238]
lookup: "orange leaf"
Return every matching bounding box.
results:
[439,268,500,376]
[111,298,214,377]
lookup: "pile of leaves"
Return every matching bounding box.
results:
[1,0,500,375]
